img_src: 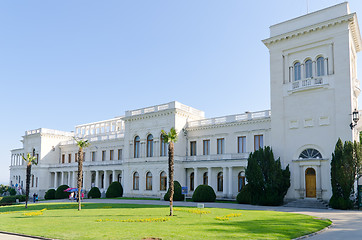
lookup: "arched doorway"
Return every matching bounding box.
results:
[305,168,316,198]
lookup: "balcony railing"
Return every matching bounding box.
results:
[60,131,124,146]
[291,77,325,91]
[187,110,271,128]
[25,128,74,137]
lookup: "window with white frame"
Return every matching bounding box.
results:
[217,138,225,154]
[305,59,313,78]
[316,57,325,76]
[238,136,246,153]
[294,62,301,81]
[203,140,210,155]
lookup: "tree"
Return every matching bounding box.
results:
[330,139,361,209]
[161,127,178,216]
[21,153,37,208]
[245,146,290,206]
[74,138,90,211]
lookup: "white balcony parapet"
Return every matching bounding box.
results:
[291,77,326,91]
[25,128,74,137]
[187,110,271,128]
[60,131,124,146]
[186,153,250,161]
[125,101,205,118]
[75,117,125,137]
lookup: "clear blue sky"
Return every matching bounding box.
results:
[1,0,361,184]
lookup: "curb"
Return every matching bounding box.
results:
[0,231,56,240]
[293,221,334,239]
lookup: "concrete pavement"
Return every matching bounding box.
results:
[1,198,362,239]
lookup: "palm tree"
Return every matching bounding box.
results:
[74,138,90,211]
[22,153,37,209]
[161,127,178,216]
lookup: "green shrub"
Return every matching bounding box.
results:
[0,196,16,204]
[236,184,251,204]
[329,195,353,210]
[44,189,56,200]
[16,195,26,202]
[8,188,16,196]
[192,185,216,202]
[106,182,123,198]
[88,187,101,198]
[55,185,70,199]
[246,146,290,206]
[164,181,184,201]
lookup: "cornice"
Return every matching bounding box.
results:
[263,13,361,51]
[123,109,175,122]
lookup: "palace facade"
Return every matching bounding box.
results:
[9,2,362,201]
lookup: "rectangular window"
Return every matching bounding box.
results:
[238,136,246,153]
[118,149,122,160]
[75,153,78,162]
[61,154,65,164]
[83,152,85,161]
[91,152,96,162]
[36,177,38,188]
[203,140,210,155]
[217,138,225,154]
[190,141,197,156]
[254,135,264,151]
[68,154,71,163]
[36,154,39,164]
[31,175,34,188]
[110,150,114,160]
[102,150,106,161]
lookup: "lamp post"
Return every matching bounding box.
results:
[350,109,359,129]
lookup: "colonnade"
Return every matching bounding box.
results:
[10,154,24,166]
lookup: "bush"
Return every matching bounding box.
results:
[164,181,184,201]
[16,195,26,202]
[55,185,70,199]
[44,189,56,200]
[106,182,123,198]
[246,146,290,206]
[88,187,101,198]
[329,195,353,210]
[236,184,251,204]
[8,188,16,196]
[0,196,16,204]
[192,185,216,202]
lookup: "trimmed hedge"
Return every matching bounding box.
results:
[44,189,56,200]
[88,187,101,198]
[16,195,26,202]
[106,182,123,198]
[236,184,251,204]
[9,188,16,196]
[55,185,70,199]
[192,185,216,202]
[0,195,25,205]
[329,195,353,210]
[164,181,184,201]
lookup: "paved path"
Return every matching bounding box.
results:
[1,199,362,240]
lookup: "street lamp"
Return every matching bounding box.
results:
[350,109,359,129]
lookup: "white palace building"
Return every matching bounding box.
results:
[9,3,362,201]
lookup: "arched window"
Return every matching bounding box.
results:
[305,59,313,78]
[294,62,301,81]
[203,172,208,185]
[316,57,325,76]
[147,134,153,157]
[133,172,139,190]
[134,136,140,158]
[299,148,322,159]
[160,171,167,191]
[217,172,223,192]
[146,172,152,190]
[160,134,168,157]
[238,172,245,192]
[190,172,194,191]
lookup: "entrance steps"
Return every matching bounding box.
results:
[283,198,328,209]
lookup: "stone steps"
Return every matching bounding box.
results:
[283,199,328,209]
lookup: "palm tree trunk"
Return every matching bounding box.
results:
[168,142,174,216]
[77,148,83,211]
[25,163,31,209]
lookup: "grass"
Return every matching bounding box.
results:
[0,203,331,240]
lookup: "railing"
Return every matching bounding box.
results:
[25,128,74,137]
[186,153,250,161]
[125,101,205,118]
[60,131,124,145]
[75,117,124,137]
[292,77,325,90]
[187,110,271,128]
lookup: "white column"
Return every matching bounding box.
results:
[328,43,334,75]
[228,167,233,197]
[112,170,116,182]
[61,172,64,186]
[193,167,198,189]
[73,171,77,188]
[68,172,71,186]
[222,167,227,196]
[54,172,58,188]
[103,171,107,190]
[208,167,213,190]
[95,171,99,188]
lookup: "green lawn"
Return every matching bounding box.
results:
[0,203,331,240]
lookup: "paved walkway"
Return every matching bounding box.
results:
[1,199,362,240]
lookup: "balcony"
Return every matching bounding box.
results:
[289,76,329,93]
[25,128,74,137]
[186,153,250,162]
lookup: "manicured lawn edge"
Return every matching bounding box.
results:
[293,221,333,240]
